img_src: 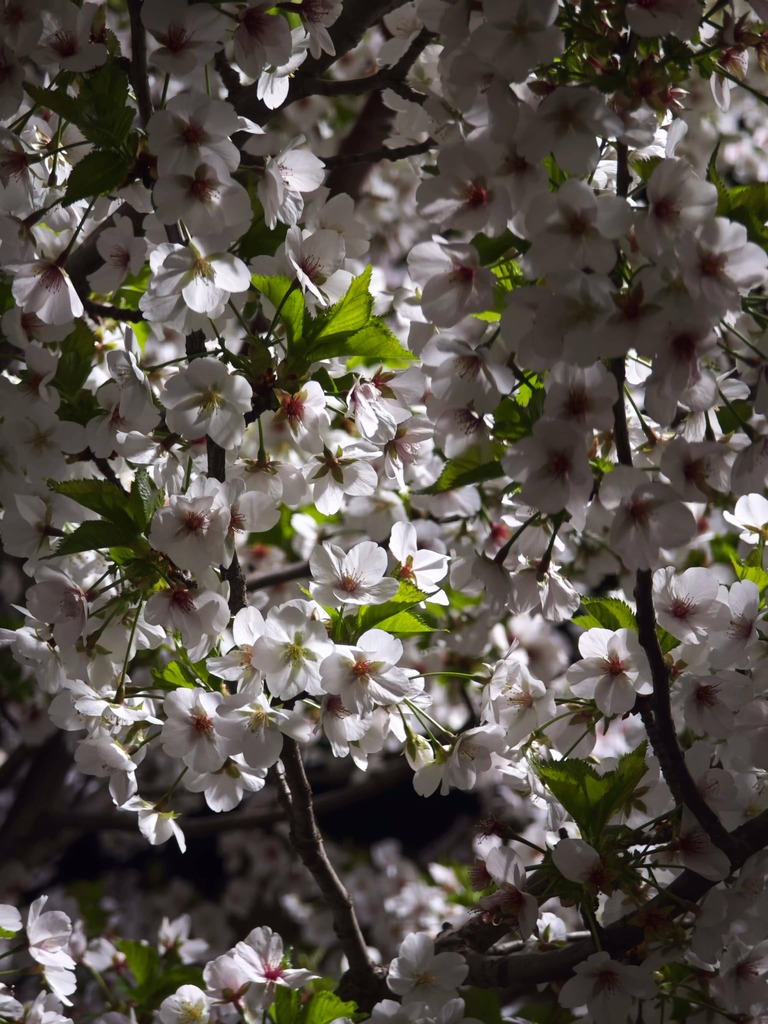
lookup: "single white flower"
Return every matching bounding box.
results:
[162,357,252,448]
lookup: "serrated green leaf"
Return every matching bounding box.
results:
[471,228,518,266]
[375,609,437,634]
[357,580,428,633]
[572,598,637,633]
[151,661,196,690]
[493,388,545,442]
[427,450,504,495]
[253,274,305,346]
[24,82,83,127]
[270,985,302,1024]
[55,519,140,557]
[305,991,362,1024]
[52,322,96,398]
[49,478,139,529]
[78,64,133,149]
[306,318,413,364]
[533,743,648,845]
[629,155,662,182]
[307,265,373,343]
[115,938,159,987]
[63,148,132,206]
[129,468,162,532]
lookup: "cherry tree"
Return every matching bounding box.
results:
[3,1,768,1022]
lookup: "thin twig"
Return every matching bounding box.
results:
[83,300,145,323]
[246,561,311,592]
[323,138,434,167]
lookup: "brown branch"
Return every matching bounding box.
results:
[301,27,434,103]
[323,138,434,168]
[127,0,153,128]
[460,807,768,993]
[609,348,737,863]
[183,329,247,616]
[229,0,422,127]
[49,759,412,836]
[277,738,385,1009]
[83,299,145,323]
[634,569,737,861]
[246,561,310,592]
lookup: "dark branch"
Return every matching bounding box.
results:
[323,138,433,168]
[461,808,768,992]
[277,738,383,1008]
[127,0,153,128]
[83,299,145,323]
[246,561,310,592]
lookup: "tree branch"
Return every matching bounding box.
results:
[245,561,310,592]
[277,738,385,1008]
[127,0,153,128]
[460,808,768,993]
[610,338,737,861]
[83,299,145,323]
[323,138,433,168]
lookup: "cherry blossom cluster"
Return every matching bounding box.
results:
[4,0,768,1022]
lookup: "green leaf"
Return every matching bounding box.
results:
[116,938,160,987]
[129,468,162,532]
[471,228,518,266]
[24,82,83,127]
[727,548,768,593]
[63,148,133,206]
[52,322,96,398]
[55,519,140,557]
[305,318,413,364]
[533,743,648,845]
[151,661,197,690]
[77,63,134,149]
[307,265,373,342]
[374,609,437,634]
[461,987,503,1024]
[253,274,305,347]
[270,986,303,1024]
[305,991,362,1024]
[493,388,545,442]
[357,580,428,633]
[49,479,138,530]
[572,597,638,632]
[426,449,504,495]
[25,66,134,150]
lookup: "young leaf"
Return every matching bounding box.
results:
[572,598,638,633]
[305,319,413,364]
[55,519,140,557]
[357,579,428,633]
[306,265,374,344]
[51,322,96,398]
[49,479,140,531]
[533,743,648,845]
[129,468,163,532]
[115,938,160,987]
[63,148,133,206]
[253,274,305,346]
[270,985,303,1024]
[426,450,504,495]
[305,991,363,1024]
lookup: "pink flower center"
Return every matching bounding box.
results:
[191,711,214,735]
[351,658,373,679]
